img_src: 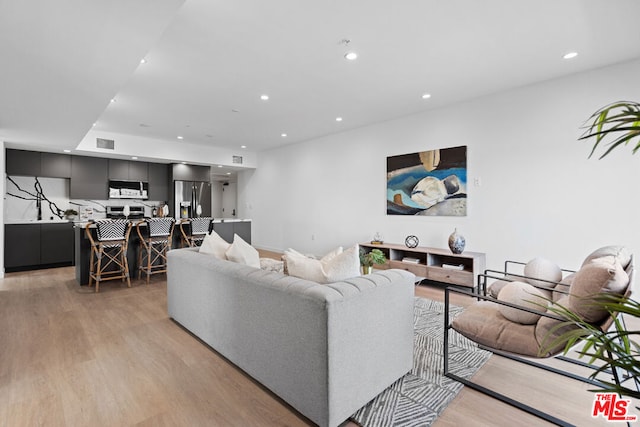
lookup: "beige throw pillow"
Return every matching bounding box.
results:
[568,256,629,323]
[523,257,562,291]
[284,245,360,284]
[225,234,260,268]
[497,281,548,325]
[199,230,230,260]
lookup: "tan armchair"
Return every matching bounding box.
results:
[444,246,634,426]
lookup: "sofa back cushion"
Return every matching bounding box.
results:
[582,245,631,270]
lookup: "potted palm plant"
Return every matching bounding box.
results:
[359,248,387,274]
[579,101,640,158]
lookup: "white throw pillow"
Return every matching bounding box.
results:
[321,245,361,283]
[284,250,326,283]
[199,230,230,260]
[225,234,260,268]
[497,281,548,325]
[284,245,360,284]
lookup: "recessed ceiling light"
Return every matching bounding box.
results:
[92,123,96,127]
[226,172,231,175]
[260,94,269,101]
[336,117,343,122]
[63,149,71,153]
[281,133,287,137]
[177,135,184,140]
[421,93,432,99]
[241,145,247,149]
[344,52,358,61]
[218,165,223,168]
[131,156,138,160]
[563,52,578,60]
[140,58,146,64]
[110,98,116,103]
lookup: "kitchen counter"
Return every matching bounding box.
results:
[5,218,73,224]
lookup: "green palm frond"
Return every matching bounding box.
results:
[539,293,640,399]
[579,101,640,159]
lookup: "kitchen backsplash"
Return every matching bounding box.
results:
[4,176,164,221]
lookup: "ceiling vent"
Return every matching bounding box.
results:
[96,138,115,150]
[232,155,243,164]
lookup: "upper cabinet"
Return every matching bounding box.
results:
[70,156,108,199]
[6,149,72,178]
[41,153,71,178]
[148,163,170,202]
[6,149,41,176]
[108,159,148,181]
[171,163,210,182]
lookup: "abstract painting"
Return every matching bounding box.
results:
[387,146,467,216]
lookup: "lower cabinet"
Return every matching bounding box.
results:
[212,220,251,244]
[4,223,74,271]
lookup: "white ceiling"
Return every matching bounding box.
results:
[2,0,640,155]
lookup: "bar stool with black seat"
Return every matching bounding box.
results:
[179,217,213,247]
[136,217,175,284]
[85,219,133,292]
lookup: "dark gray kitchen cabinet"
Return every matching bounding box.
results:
[108,159,148,181]
[171,163,210,182]
[70,156,108,199]
[148,163,170,202]
[6,149,41,176]
[5,223,75,271]
[212,221,251,244]
[40,223,74,264]
[108,159,130,180]
[129,161,148,181]
[41,152,71,178]
[4,224,41,269]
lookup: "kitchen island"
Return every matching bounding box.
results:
[74,218,252,285]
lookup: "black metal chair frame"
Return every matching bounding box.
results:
[136,218,175,284]
[85,220,133,293]
[444,265,637,427]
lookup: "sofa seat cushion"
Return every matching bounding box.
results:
[451,301,540,357]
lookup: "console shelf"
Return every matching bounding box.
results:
[360,242,485,288]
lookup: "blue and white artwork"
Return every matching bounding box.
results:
[387,146,467,216]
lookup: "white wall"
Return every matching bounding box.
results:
[239,59,640,287]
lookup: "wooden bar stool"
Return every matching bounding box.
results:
[136,217,175,284]
[179,217,213,247]
[85,219,133,292]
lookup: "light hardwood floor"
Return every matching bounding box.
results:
[0,259,635,426]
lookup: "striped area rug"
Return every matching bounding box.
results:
[351,297,491,427]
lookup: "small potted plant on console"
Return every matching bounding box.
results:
[359,247,387,274]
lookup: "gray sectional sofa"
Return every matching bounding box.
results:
[167,247,415,427]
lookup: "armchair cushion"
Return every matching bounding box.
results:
[523,257,562,292]
[534,296,581,357]
[568,255,628,322]
[451,301,540,356]
[582,245,631,269]
[497,281,548,324]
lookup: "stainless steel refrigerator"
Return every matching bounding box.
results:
[174,181,212,219]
